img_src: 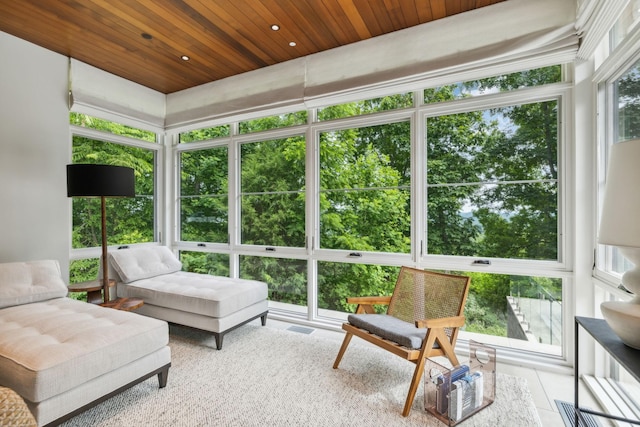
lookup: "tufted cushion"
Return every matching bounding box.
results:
[109,246,182,283]
[0,298,168,403]
[0,260,68,309]
[348,313,433,349]
[117,271,268,318]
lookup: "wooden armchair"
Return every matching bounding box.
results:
[332,266,471,416]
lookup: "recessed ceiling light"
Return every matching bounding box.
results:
[289,41,296,47]
[271,24,280,31]
[181,55,190,61]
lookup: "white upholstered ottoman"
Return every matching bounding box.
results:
[109,246,269,350]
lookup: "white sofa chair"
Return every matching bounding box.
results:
[0,259,171,426]
[107,246,269,350]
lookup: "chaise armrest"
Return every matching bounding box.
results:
[346,296,392,314]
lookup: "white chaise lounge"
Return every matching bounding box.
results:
[0,259,171,427]
[107,246,269,350]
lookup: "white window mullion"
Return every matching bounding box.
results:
[228,130,240,278]
[307,109,319,321]
[414,96,426,264]
[157,131,170,246]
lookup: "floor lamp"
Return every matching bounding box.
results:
[67,164,135,304]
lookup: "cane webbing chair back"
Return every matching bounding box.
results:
[388,267,470,341]
[332,266,471,417]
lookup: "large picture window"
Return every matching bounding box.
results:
[69,113,158,283]
[426,100,558,260]
[319,121,411,253]
[174,66,567,357]
[180,146,229,244]
[240,136,306,247]
[599,58,640,278]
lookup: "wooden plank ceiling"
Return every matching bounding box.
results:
[0,0,505,94]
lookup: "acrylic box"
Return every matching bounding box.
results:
[424,340,496,426]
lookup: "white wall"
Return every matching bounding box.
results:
[0,32,70,276]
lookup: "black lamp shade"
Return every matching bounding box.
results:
[67,164,135,197]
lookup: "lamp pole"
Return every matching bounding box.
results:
[101,195,110,303]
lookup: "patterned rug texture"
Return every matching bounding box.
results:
[61,323,541,427]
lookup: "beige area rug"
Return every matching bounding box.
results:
[61,323,541,427]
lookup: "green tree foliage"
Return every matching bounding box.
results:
[240,111,308,134]
[426,107,487,255]
[180,147,229,243]
[318,263,400,313]
[70,113,156,281]
[180,251,229,276]
[241,137,306,246]
[70,113,156,142]
[240,257,308,306]
[180,125,230,143]
[319,122,411,253]
[72,68,564,342]
[616,60,640,140]
[318,93,413,121]
[309,97,414,311]
[422,67,562,334]
[463,293,508,335]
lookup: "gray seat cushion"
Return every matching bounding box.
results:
[348,313,433,349]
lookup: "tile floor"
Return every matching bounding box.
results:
[264,318,606,427]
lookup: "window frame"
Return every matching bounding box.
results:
[169,66,573,363]
[594,54,640,289]
[69,120,164,264]
[417,83,572,274]
[177,140,231,246]
[312,110,413,259]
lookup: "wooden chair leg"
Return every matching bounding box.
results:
[402,356,428,417]
[333,332,353,369]
[434,331,460,366]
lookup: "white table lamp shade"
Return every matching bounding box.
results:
[598,139,640,248]
[597,139,640,349]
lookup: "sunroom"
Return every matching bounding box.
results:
[1,0,639,425]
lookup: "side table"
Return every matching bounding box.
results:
[68,280,116,304]
[100,297,144,311]
[574,316,640,425]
